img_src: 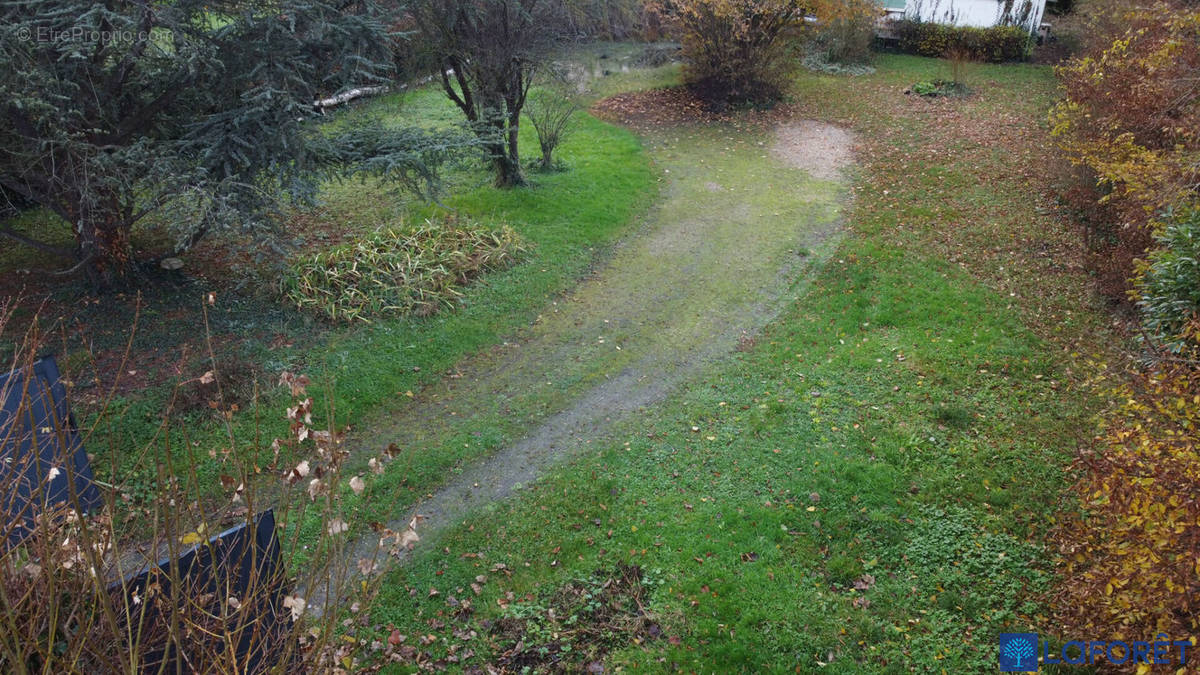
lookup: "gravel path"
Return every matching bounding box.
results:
[321,117,856,605]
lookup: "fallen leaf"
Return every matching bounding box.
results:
[852,574,876,591]
[283,594,306,620]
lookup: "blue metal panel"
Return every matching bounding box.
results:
[0,355,103,548]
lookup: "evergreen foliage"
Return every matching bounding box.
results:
[0,0,463,287]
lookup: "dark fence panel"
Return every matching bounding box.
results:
[117,510,292,673]
[0,355,103,548]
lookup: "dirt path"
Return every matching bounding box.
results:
[336,116,856,588]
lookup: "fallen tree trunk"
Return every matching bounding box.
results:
[313,86,389,110]
[312,74,445,111]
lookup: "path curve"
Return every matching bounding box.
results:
[326,117,856,604]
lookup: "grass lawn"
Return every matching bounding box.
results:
[353,54,1120,672]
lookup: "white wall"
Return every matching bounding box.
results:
[904,0,1046,32]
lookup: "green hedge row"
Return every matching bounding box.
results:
[1137,208,1200,352]
[893,19,1032,62]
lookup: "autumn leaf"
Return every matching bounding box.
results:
[397,514,422,549]
[278,371,310,396]
[283,594,306,621]
[852,574,876,591]
[286,460,310,485]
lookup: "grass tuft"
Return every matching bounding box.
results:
[281,217,527,323]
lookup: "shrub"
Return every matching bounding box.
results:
[524,87,581,171]
[1051,5,1200,220]
[909,79,968,98]
[893,19,1031,62]
[808,0,881,66]
[1053,360,1200,650]
[282,218,527,323]
[1050,3,1200,303]
[1136,209,1200,352]
[649,0,804,106]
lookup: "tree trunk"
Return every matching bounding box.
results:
[492,152,525,188]
[486,125,524,188]
[74,210,137,290]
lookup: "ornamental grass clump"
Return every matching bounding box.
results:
[283,217,527,323]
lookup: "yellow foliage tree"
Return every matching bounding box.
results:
[1050,4,1200,218]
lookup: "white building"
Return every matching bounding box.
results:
[880,0,1048,33]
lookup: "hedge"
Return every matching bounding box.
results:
[893,19,1031,62]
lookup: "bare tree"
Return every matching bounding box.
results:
[410,0,567,187]
[524,87,580,170]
